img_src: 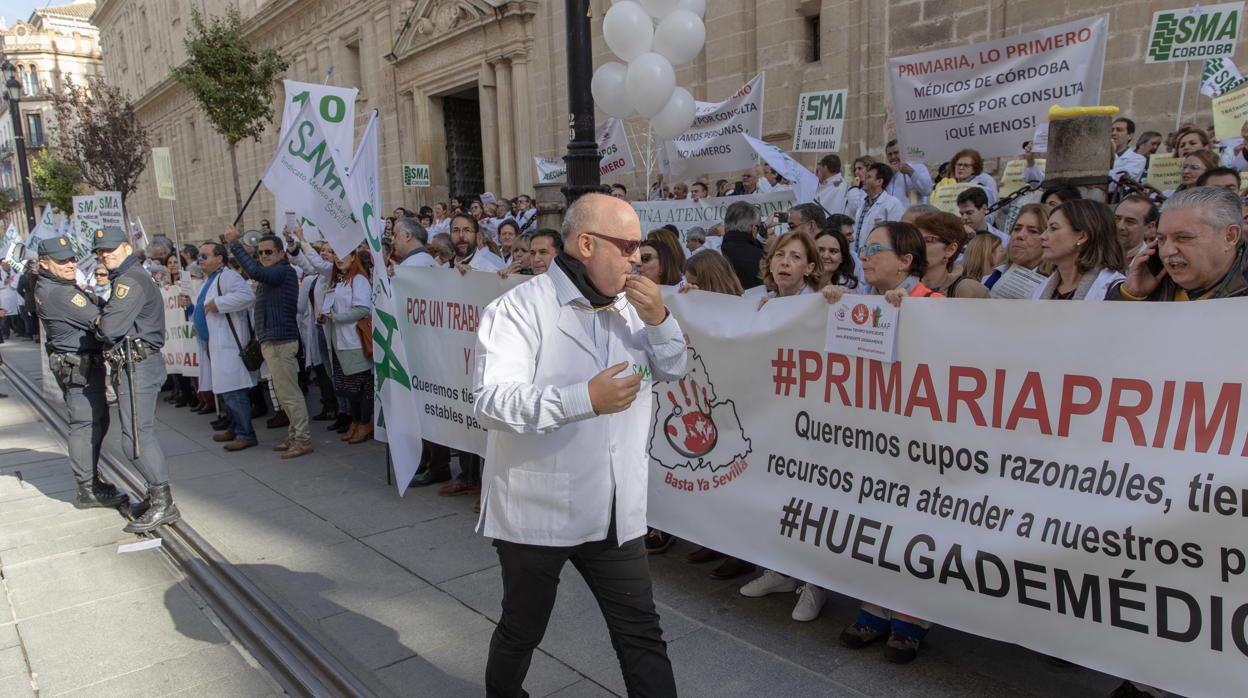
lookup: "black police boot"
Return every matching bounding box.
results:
[124,483,181,534]
[74,481,127,509]
[92,477,129,508]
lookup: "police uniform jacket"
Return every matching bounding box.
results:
[98,255,165,349]
[34,269,103,355]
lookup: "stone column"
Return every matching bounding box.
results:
[495,59,516,197]
[478,62,500,197]
[511,54,535,195]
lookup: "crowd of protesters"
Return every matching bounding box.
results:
[12,113,1241,698]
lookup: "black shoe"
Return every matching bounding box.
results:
[329,414,351,432]
[174,395,192,408]
[709,557,755,580]
[311,410,337,421]
[124,483,180,534]
[266,411,289,429]
[195,404,216,415]
[74,481,128,509]
[92,478,129,507]
[644,529,675,554]
[211,417,231,431]
[410,470,451,487]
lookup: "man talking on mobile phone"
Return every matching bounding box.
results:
[472,193,687,698]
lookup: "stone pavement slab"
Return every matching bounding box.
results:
[0,341,1131,697]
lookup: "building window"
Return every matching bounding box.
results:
[806,15,821,63]
[26,113,44,148]
[27,65,40,95]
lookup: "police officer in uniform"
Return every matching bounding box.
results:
[93,226,179,533]
[33,236,128,509]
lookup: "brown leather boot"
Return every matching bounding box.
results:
[347,421,374,444]
[340,421,359,442]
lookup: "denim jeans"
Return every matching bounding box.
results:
[221,388,256,441]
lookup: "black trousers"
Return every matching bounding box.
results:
[486,532,676,698]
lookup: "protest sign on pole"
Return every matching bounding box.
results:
[402,164,431,188]
[390,272,1248,698]
[743,135,819,205]
[792,90,847,153]
[159,286,198,374]
[533,118,636,184]
[1146,3,1244,64]
[95,191,124,232]
[152,147,177,201]
[1143,152,1184,192]
[889,16,1107,162]
[999,158,1045,198]
[261,99,363,258]
[1201,56,1248,97]
[631,190,795,239]
[929,182,975,214]
[1212,83,1248,140]
[30,204,56,241]
[659,73,765,178]
[275,80,359,246]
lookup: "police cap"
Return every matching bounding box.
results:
[91,226,129,251]
[38,236,76,262]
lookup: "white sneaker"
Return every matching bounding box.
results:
[739,570,798,597]
[791,584,827,621]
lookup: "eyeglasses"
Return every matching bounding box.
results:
[586,232,641,256]
[197,253,210,260]
[860,243,897,258]
[257,249,276,257]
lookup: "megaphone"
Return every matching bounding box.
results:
[242,229,263,247]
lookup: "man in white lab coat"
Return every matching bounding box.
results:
[473,193,686,697]
[192,242,259,451]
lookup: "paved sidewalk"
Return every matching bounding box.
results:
[0,360,280,698]
[0,343,1124,697]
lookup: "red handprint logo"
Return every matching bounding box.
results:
[663,376,718,458]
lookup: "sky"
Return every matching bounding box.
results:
[2,0,91,27]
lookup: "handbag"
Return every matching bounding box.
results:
[219,275,265,372]
[355,316,373,360]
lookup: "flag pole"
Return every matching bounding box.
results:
[232,179,263,228]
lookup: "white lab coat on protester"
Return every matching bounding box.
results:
[295,272,323,368]
[198,268,258,395]
[472,263,688,547]
[289,242,334,367]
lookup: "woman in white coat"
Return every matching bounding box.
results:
[287,230,349,431]
[193,244,259,449]
[0,261,21,342]
[320,250,373,444]
[1031,200,1126,301]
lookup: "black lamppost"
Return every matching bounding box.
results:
[562,0,601,205]
[1,60,37,234]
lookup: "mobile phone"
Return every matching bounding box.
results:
[1146,246,1165,276]
[775,212,788,224]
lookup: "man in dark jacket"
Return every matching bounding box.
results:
[225,225,312,459]
[720,201,766,290]
[1109,187,1246,302]
[17,267,37,339]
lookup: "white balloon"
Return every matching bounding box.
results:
[675,0,705,17]
[591,62,634,118]
[603,2,654,62]
[653,9,705,65]
[626,53,676,119]
[640,0,677,19]
[649,87,695,141]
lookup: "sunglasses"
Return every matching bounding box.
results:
[257,249,277,257]
[860,243,897,258]
[586,232,641,256]
[197,253,212,260]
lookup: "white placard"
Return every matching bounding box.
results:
[989,266,1050,299]
[792,89,847,153]
[659,73,765,178]
[825,296,899,362]
[888,16,1107,162]
[1147,3,1244,64]
[533,118,636,184]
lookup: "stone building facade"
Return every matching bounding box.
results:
[0,2,103,232]
[91,0,1212,240]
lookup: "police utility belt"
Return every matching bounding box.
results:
[49,352,103,387]
[102,338,155,371]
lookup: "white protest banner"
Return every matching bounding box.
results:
[95,191,124,232]
[743,134,819,205]
[659,73,765,178]
[391,268,523,457]
[792,89,847,153]
[533,118,636,184]
[344,110,429,496]
[1147,3,1244,64]
[71,195,101,254]
[631,190,795,239]
[0,223,18,262]
[30,204,56,241]
[159,286,198,375]
[889,16,1107,162]
[1201,57,1248,97]
[276,80,359,248]
[152,147,176,200]
[261,99,363,257]
[391,276,1248,698]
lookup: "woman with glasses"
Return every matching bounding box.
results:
[915,211,989,298]
[984,203,1052,296]
[1031,199,1125,301]
[938,147,999,207]
[638,234,683,286]
[1165,149,1220,198]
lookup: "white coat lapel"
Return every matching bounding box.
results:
[555,304,597,358]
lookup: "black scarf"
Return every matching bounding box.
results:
[554,253,616,308]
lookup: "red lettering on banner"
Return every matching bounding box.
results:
[947,366,988,427]
[1174,382,1241,456]
[1103,378,1152,447]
